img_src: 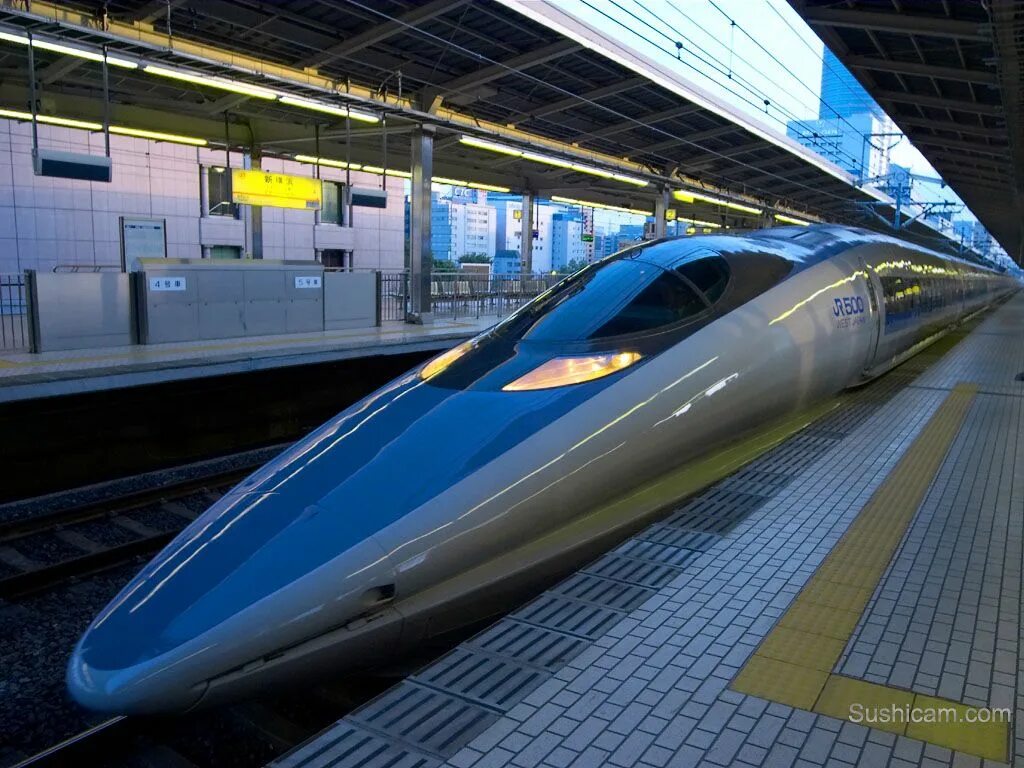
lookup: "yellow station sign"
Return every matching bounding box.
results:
[231,169,322,210]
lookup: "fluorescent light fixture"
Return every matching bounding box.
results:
[459,135,523,156]
[294,154,412,178]
[551,195,652,216]
[460,135,648,187]
[522,150,572,168]
[432,176,511,193]
[0,30,136,68]
[467,181,511,192]
[109,126,207,146]
[571,163,613,179]
[366,166,412,178]
[677,217,722,229]
[0,107,205,144]
[611,173,648,187]
[278,95,378,123]
[674,189,762,215]
[0,108,103,130]
[144,64,277,99]
[295,154,357,169]
[34,39,136,68]
[775,213,812,227]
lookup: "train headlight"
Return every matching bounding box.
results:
[502,351,642,391]
[420,340,474,380]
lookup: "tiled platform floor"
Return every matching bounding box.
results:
[0,316,492,403]
[272,294,1024,768]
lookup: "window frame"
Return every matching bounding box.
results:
[206,166,238,219]
[496,253,729,350]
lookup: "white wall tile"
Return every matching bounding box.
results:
[0,120,408,273]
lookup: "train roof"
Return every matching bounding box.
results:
[631,225,1004,276]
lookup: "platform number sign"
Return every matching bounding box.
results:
[149,276,186,291]
[294,276,322,289]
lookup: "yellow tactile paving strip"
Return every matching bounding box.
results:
[732,383,1010,762]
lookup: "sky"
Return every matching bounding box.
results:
[553,0,979,225]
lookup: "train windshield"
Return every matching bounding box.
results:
[498,258,709,343]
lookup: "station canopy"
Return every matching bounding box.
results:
[0,0,980,253]
[791,0,1023,266]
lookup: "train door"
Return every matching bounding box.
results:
[858,255,883,373]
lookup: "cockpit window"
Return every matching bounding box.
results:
[501,259,707,343]
[677,256,730,304]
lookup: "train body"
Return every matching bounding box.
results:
[67,225,1018,714]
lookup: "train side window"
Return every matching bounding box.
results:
[676,256,730,304]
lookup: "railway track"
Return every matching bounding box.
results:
[0,455,274,600]
[8,663,426,768]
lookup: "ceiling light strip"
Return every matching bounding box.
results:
[144,64,278,99]
[677,217,722,229]
[0,107,207,145]
[460,135,648,187]
[0,29,137,68]
[550,195,651,216]
[294,154,413,179]
[673,189,762,215]
[278,95,378,123]
[774,213,812,226]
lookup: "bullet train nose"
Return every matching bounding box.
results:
[68,369,607,713]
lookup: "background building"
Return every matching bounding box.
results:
[785,50,893,182]
[550,211,585,272]
[430,188,496,264]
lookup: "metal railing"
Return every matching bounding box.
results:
[0,273,28,351]
[376,271,562,321]
[379,271,409,322]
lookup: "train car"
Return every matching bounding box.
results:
[67,225,1018,714]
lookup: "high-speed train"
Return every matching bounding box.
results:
[68,225,1018,714]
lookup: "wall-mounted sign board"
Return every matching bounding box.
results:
[350,187,388,209]
[120,216,167,272]
[149,276,187,291]
[231,169,322,210]
[34,148,112,182]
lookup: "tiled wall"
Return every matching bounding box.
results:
[0,120,407,274]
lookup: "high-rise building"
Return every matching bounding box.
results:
[430,189,496,263]
[786,50,893,181]
[818,50,884,122]
[551,211,585,271]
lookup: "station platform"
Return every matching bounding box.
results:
[0,316,493,403]
[271,293,1024,768]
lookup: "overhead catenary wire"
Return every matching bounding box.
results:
[618,0,876,172]
[336,0,878,218]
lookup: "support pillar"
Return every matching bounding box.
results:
[521,190,535,275]
[199,165,212,258]
[242,150,263,259]
[654,186,669,239]
[408,125,434,323]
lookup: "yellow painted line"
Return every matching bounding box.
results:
[732,384,1009,762]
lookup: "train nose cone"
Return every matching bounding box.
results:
[67,643,205,713]
[69,370,604,713]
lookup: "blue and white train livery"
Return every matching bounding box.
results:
[67,225,1018,714]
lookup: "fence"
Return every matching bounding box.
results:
[376,271,562,321]
[0,274,28,351]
